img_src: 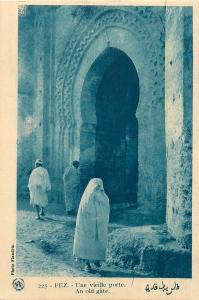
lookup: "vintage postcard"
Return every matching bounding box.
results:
[0,0,199,299]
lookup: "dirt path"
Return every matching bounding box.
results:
[16,208,138,277]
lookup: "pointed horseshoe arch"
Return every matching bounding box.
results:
[79,47,139,206]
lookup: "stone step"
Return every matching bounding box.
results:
[107,224,191,278]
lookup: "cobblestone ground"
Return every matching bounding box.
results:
[16,203,146,277]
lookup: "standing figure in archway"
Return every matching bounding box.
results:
[63,161,80,216]
[73,178,110,272]
[28,159,51,220]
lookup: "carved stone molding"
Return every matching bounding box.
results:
[55,8,165,129]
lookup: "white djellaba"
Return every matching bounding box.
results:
[28,160,51,208]
[73,178,110,263]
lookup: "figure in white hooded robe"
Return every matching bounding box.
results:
[28,159,51,219]
[73,178,110,271]
[63,161,80,216]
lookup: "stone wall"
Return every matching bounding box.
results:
[165,7,192,249]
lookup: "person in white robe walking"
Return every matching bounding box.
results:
[73,178,110,272]
[63,161,80,216]
[28,159,51,219]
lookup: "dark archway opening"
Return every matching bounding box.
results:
[80,47,139,207]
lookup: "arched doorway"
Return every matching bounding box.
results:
[79,47,139,206]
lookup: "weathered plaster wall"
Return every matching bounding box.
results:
[165,7,192,249]
[18,10,35,199]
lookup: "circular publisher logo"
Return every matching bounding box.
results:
[12,278,25,291]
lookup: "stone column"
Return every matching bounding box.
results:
[165,7,192,249]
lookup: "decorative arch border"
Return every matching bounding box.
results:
[54,7,165,201]
[56,8,164,127]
